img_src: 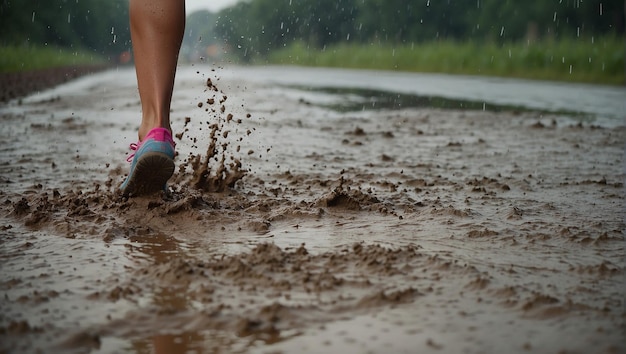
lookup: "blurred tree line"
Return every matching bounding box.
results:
[213,0,624,60]
[0,0,130,57]
[1,0,623,63]
[181,10,218,60]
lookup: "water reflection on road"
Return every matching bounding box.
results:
[209,65,625,125]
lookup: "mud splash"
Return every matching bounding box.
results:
[173,74,249,193]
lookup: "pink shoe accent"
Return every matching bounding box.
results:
[126,142,139,162]
[144,127,176,146]
[126,128,176,162]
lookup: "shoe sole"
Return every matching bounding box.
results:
[121,152,175,197]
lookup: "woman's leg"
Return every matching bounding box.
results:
[121,0,184,196]
[129,0,185,141]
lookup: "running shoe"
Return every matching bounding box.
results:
[120,127,175,197]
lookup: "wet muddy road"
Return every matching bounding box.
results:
[1,66,624,353]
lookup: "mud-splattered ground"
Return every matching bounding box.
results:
[0,66,624,354]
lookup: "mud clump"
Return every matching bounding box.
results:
[11,198,30,216]
[236,302,288,342]
[320,178,381,211]
[0,320,42,335]
[357,287,420,307]
[325,191,362,210]
[57,330,101,352]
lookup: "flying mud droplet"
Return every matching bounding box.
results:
[171,70,253,193]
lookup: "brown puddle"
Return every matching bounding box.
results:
[0,66,624,354]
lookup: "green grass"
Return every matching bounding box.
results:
[0,45,107,73]
[264,37,625,85]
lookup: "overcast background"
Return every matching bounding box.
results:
[186,0,239,14]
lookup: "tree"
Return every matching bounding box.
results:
[0,0,131,56]
[213,0,625,60]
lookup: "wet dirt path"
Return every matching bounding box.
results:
[1,66,624,353]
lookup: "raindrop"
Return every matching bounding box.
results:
[500,26,505,37]
[111,27,114,35]
[476,0,480,9]
[562,57,565,63]
[426,0,430,6]
[577,27,580,37]
[508,49,511,58]
[392,48,395,57]
[588,57,592,63]
[346,33,350,40]
[67,14,71,23]
[32,12,35,22]
[553,12,557,22]
[599,3,603,15]
[569,65,572,74]
[113,34,117,44]
[280,22,284,30]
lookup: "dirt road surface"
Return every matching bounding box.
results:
[1,66,624,354]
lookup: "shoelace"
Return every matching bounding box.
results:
[126,134,175,163]
[126,142,140,163]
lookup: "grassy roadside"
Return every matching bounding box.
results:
[3,39,623,85]
[0,45,107,73]
[264,37,625,85]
